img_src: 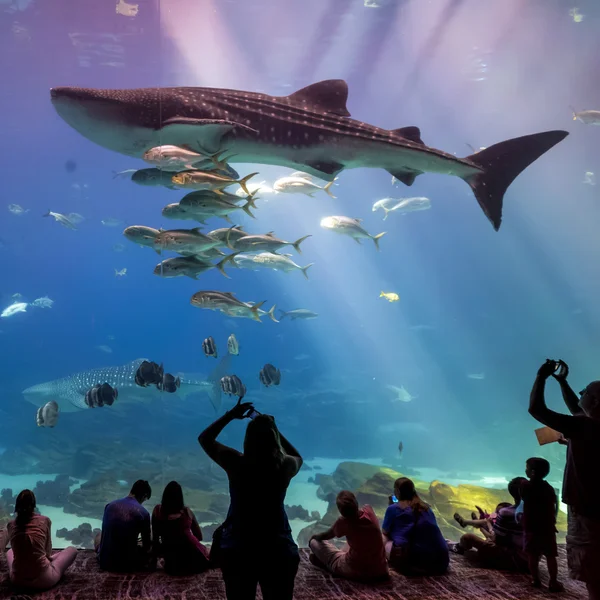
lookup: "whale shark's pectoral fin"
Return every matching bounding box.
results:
[301,160,344,180]
[160,118,259,154]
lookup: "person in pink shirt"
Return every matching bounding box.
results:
[309,490,389,581]
[4,490,77,590]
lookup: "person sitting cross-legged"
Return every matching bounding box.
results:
[309,490,389,582]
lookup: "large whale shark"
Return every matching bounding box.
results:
[22,357,230,413]
[50,79,568,231]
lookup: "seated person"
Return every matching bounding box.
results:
[382,477,449,575]
[309,490,388,581]
[454,502,512,540]
[95,480,152,572]
[5,490,77,590]
[449,477,528,571]
[152,481,210,575]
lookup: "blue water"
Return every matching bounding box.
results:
[1,0,599,534]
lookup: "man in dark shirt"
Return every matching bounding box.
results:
[529,360,600,600]
[96,480,152,572]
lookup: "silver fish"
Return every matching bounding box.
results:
[233,252,313,279]
[273,175,336,198]
[43,211,77,230]
[227,333,239,355]
[154,228,223,255]
[171,170,257,195]
[123,225,161,248]
[228,232,311,255]
[153,254,235,279]
[163,194,257,223]
[143,144,215,171]
[278,309,318,320]
[372,196,430,220]
[320,215,385,250]
[208,225,249,246]
[190,291,278,323]
[571,108,600,125]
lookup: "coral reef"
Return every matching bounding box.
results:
[0,440,227,494]
[297,462,568,547]
[0,489,14,513]
[34,474,75,507]
[64,477,131,519]
[64,476,230,523]
[285,505,320,522]
[57,523,101,549]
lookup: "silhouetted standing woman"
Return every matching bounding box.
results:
[199,401,303,600]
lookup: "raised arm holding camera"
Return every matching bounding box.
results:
[529,359,600,600]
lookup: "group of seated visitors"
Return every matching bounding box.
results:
[308,476,449,582]
[1,479,210,590]
[2,358,598,600]
[95,479,209,575]
[450,459,564,592]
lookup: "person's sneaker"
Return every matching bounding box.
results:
[447,542,464,555]
[531,579,542,588]
[549,581,565,593]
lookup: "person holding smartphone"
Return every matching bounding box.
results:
[198,399,303,600]
[529,359,600,600]
[382,477,449,575]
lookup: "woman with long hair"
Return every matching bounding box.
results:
[5,489,77,589]
[382,477,449,575]
[199,400,303,600]
[151,480,209,575]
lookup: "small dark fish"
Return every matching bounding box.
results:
[65,159,77,173]
[220,374,246,399]
[398,441,403,455]
[135,360,164,387]
[84,383,118,408]
[158,373,181,393]
[259,363,281,387]
[202,336,218,358]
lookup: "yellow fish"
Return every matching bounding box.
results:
[380,291,399,302]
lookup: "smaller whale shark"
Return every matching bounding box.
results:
[22,357,230,413]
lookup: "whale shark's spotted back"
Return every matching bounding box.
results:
[22,357,229,412]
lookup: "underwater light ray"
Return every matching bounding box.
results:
[400,0,469,97]
[162,0,257,88]
[294,0,355,84]
[253,193,482,438]
[343,1,406,95]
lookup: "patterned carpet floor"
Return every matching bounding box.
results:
[0,547,586,599]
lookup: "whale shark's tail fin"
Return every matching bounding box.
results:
[179,355,231,412]
[462,130,568,231]
[207,355,231,412]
